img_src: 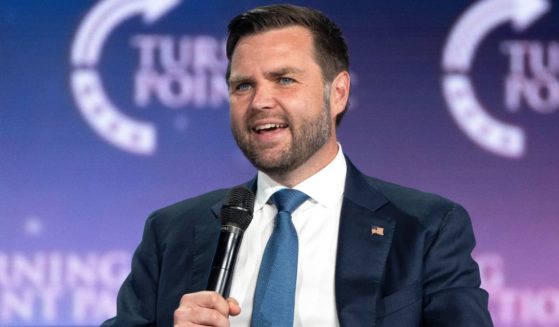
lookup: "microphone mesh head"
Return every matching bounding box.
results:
[221,186,255,231]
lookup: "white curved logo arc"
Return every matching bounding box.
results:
[442,0,550,158]
[70,0,182,155]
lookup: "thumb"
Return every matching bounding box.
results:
[227,297,241,316]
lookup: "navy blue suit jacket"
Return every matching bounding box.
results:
[103,158,493,326]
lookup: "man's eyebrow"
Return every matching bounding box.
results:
[265,67,304,78]
[228,75,253,86]
[228,67,304,85]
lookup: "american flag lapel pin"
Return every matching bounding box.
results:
[371,225,384,236]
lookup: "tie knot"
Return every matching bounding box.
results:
[271,189,309,214]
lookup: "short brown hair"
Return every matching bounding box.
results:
[226,4,350,126]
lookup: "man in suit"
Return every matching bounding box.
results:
[103,4,493,327]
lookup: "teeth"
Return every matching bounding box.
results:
[254,123,287,132]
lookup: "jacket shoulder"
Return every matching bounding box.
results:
[364,175,466,224]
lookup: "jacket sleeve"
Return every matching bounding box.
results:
[421,204,493,326]
[101,212,161,327]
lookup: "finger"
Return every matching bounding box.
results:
[227,297,241,316]
[180,291,230,316]
[174,305,229,327]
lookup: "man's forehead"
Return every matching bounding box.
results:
[233,25,314,52]
[226,25,318,81]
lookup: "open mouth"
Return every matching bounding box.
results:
[252,123,288,134]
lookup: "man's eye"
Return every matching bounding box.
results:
[279,77,294,85]
[236,83,252,91]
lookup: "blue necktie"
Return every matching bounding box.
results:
[252,189,309,327]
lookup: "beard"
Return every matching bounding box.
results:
[231,93,332,177]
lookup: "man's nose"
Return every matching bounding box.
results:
[251,83,276,110]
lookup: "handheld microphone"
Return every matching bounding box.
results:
[207,186,255,297]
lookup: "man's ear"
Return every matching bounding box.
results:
[329,71,350,118]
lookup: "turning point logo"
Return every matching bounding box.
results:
[70,0,182,155]
[442,0,553,158]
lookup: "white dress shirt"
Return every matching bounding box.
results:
[229,145,347,327]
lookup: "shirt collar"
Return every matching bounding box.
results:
[254,144,347,211]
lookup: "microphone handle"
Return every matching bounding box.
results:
[207,225,244,297]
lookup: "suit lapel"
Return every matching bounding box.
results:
[190,202,222,291]
[335,159,396,327]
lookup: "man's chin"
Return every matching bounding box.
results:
[251,158,288,174]
[246,153,292,175]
